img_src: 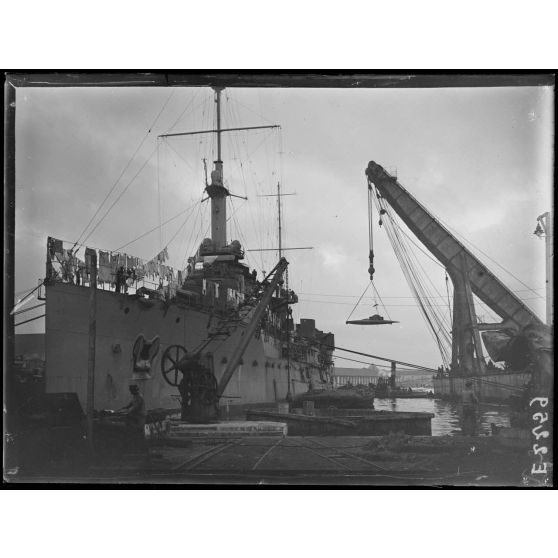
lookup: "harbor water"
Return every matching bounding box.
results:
[374,397,512,436]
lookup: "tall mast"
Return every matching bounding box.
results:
[208,86,227,249]
[158,88,280,253]
[216,87,223,161]
[277,182,282,259]
[535,211,553,325]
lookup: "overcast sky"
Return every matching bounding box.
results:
[14,83,553,369]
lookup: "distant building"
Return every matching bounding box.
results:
[333,364,380,386]
[14,333,45,378]
[335,364,380,378]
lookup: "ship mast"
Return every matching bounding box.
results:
[159,88,280,254]
[208,86,228,249]
[277,181,282,259]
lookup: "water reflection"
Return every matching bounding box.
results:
[374,397,511,436]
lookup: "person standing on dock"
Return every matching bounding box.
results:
[120,384,146,436]
[461,380,479,436]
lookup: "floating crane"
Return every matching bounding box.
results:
[365,161,548,380]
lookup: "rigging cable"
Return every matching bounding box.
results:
[229,197,254,269]
[228,97,268,272]
[423,204,544,300]
[370,281,392,321]
[157,139,162,251]
[72,90,175,251]
[15,314,46,328]
[374,193,451,366]
[160,201,200,254]
[183,196,207,270]
[445,272,453,324]
[80,146,158,246]
[114,200,200,252]
[346,282,373,322]
[10,281,45,315]
[382,195,452,332]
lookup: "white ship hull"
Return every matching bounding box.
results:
[45,282,327,413]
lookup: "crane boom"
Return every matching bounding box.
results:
[366,161,543,331]
[216,257,289,396]
[365,161,544,375]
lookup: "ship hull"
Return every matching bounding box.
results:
[432,372,531,402]
[45,283,318,413]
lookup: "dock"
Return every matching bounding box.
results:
[7,434,532,486]
[246,409,434,436]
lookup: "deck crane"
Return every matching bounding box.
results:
[365,161,550,386]
[160,258,289,422]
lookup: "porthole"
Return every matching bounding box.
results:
[124,307,130,314]
[175,317,181,323]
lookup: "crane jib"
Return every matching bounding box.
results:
[365,160,543,332]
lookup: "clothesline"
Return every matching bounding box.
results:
[47,237,186,299]
[56,238,172,269]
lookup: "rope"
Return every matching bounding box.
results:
[12,302,45,316]
[15,313,46,327]
[162,89,201,135]
[163,203,199,254]
[10,281,45,314]
[80,146,158,247]
[345,281,373,322]
[445,273,453,324]
[371,281,391,321]
[72,90,175,251]
[375,194,451,367]
[426,205,544,300]
[157,139,162,251]
[113,200,200,252]
[328,344,438,372]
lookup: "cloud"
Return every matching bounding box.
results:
[13,85,552,367]
[319,245,348,271]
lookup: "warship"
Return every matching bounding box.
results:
[42,87,335,421]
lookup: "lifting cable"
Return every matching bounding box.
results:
[367,182,375,279]
[445,272,453,324]
[373,192,451,367]
[370,280,392,321]
[345,281,373,323]
[349,179,393,322]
